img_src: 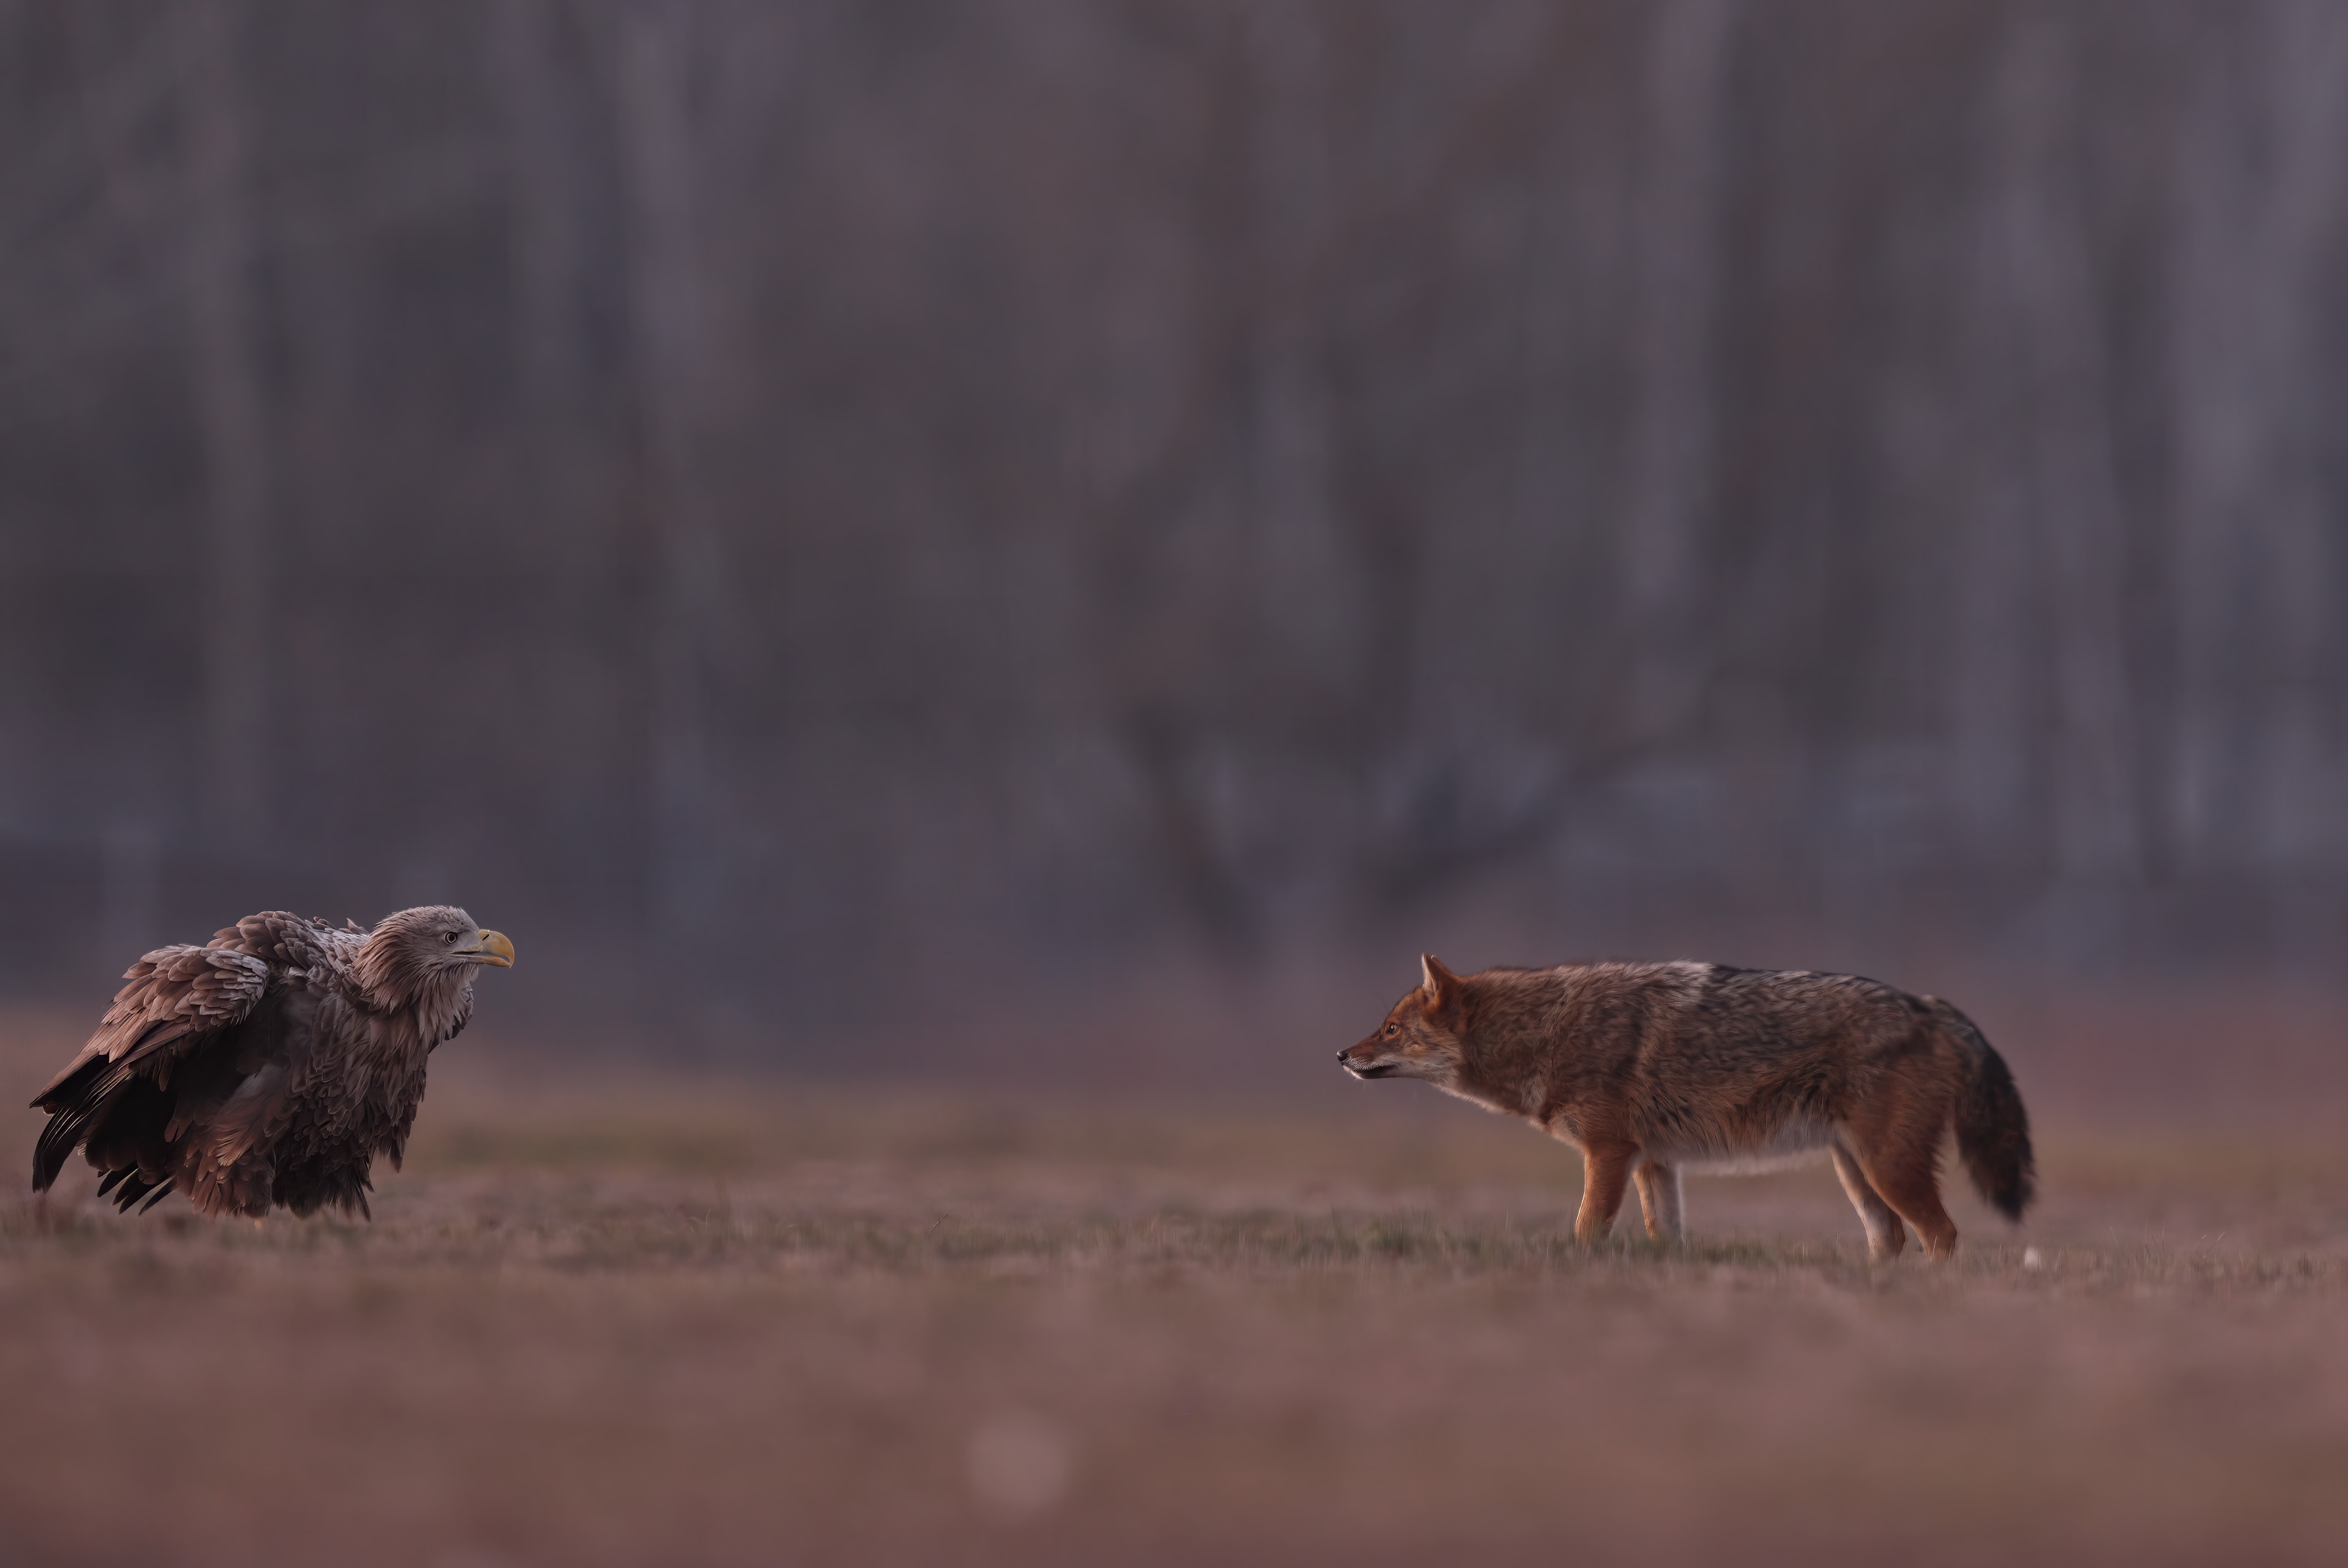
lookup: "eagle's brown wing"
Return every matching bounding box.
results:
[166,978,355,1217]
[30,943,270,1208]
[34,945,271,1103]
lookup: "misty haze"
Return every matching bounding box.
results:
[6,5,2348,1566]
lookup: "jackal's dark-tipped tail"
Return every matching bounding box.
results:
[1933,999,2035,1220]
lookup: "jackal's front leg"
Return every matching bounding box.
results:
[1575,1146,1636,1244]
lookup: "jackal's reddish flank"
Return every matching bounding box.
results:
[1340,956,2035,1258]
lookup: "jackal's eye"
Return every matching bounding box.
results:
[1383,1022,1398,1037]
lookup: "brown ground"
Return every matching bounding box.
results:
[6,1015,2348,1567]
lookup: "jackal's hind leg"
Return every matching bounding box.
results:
[1854,1144,1959,1260]
[1632,1158,1684,1243]
[1576,1146,1636,1244]
[1830,1143,1905,1258]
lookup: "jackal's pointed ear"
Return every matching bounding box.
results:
[1420,954,1464,1014]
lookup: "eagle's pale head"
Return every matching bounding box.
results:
[356,905,515,1006]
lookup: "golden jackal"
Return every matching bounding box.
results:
[1339,956,2034,1258]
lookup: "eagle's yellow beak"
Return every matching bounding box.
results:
[464,930,515,968]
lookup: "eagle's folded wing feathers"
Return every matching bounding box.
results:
[28,947,271,1193]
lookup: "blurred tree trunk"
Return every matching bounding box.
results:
[2168,2,2348,879]
[69,8,172,874]
[1083,6,1268,956]
[496,0,587,481]
[1622,0,1738,742]
[174,0,270,843]
[1990,12,2139,886]
[1244,2,1351,724]
[615,0,721,931]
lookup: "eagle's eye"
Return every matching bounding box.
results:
[443,931,458,943]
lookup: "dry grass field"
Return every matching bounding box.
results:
[7,1013,2348,1567]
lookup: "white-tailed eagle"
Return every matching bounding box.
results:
[30,906,513,1218]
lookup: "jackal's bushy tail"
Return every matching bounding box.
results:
[1934,1000,2035,1220]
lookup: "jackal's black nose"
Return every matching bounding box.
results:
[1335,1050,1350,1063]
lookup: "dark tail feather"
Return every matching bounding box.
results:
[95,1168,129,1198]
[1938,1001,2035,1220]
[31,1114,87,1192]
[112,1172,156,1212]
[31,1064,130,1192]
[137,1183,175,1215]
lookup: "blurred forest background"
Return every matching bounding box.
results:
[3,0,2346,1069]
